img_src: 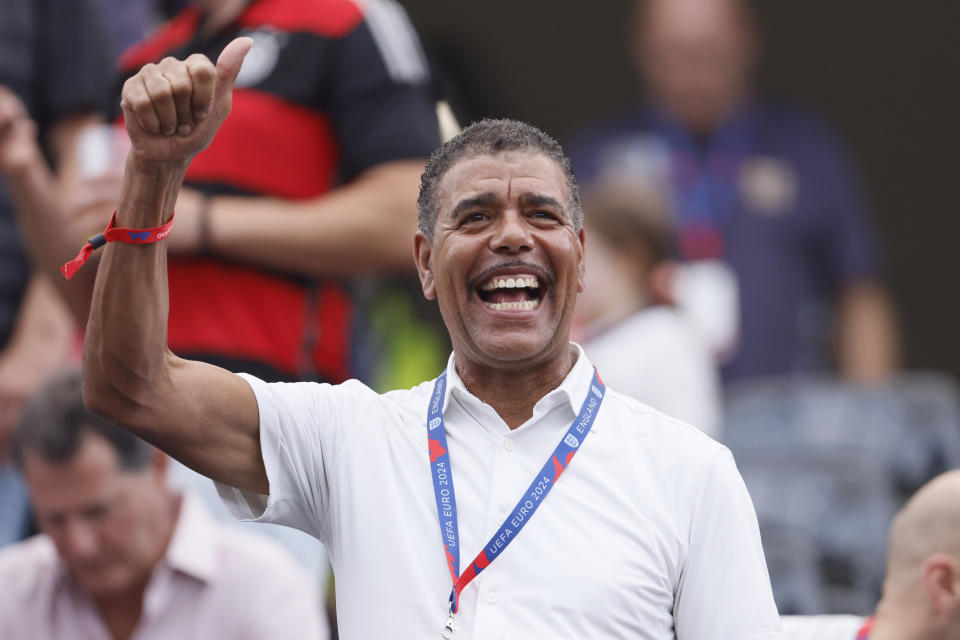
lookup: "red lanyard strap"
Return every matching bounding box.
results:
[61,211,175,280]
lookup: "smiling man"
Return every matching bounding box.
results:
[82,38,785,638]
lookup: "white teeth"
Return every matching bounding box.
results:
[480,275,540,291]
[484,298,541,312]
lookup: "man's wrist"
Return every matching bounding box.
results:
[119,153,189,227]
[126,149,192,177]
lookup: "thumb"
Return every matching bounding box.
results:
[212,37,253,107]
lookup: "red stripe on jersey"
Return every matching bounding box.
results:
[187,89,340,199]
[118,8,201,71]
[309,283,351,382]
[240,0,363,37]
[167,258,350,380]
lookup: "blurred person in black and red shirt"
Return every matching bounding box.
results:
[5,0,439,385]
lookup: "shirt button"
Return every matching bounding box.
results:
[485,591,499,604]
[503,439,515,452]
[496,512,506,525]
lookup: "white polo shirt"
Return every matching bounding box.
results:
[217,345,784,639]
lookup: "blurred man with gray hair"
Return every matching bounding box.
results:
[0,370,325,639]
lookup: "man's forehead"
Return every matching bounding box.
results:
[438,152,568,206]
[24,434,120,489]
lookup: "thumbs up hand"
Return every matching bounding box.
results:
[120,37,252,167]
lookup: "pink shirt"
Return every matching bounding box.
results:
[0,493,324,639]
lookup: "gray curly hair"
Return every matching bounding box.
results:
[417,118,583,239]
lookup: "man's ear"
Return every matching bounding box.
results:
[576,228,586,293]
[923,553,960,615]
[414,231,436,300]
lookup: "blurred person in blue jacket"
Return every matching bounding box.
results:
[570,0,898,383]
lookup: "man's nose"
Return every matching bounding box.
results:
[61,520,100,561]
[489,210,533,253]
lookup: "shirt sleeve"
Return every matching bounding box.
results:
[326,0,439,181]
[674,449,785,640]
[36,0,113,131]
[215,373,371,546]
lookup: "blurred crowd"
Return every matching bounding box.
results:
[0,0,956,638]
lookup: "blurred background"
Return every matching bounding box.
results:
[406,0,960,379]
[1,0,959,636]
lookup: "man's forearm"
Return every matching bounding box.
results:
[200,159,424,275]
[5,153,98,322]
[836,280,900,383]
[82,154,186,422]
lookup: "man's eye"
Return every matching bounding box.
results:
[531,210,557,220]
[43,514,65,529]
[81,505,110,522]
[464,212,487,223]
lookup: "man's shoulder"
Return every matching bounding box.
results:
[781,615,866,640]
[0,535,60,599]
[209,523,314,586]
[239,0,365,39]
[601,387,723,459]
[241,373,433,410]
[753,98,851,157]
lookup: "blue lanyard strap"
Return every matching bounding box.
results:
[427,368,606,613]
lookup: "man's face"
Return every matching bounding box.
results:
[415,152,585,373]
[635,0,755,134]
[23,434,170,598]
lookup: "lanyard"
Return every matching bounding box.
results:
[426,368,606,621]
[648,106,755,260]
[855,617,873,640]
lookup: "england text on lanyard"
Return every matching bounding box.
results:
[426,368,606,628]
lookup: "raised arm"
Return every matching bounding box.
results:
[82,38,268,494]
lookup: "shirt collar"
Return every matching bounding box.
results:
[442,343,597,421]
[162,492,218,584]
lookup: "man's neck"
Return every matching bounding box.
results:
[870,606,929,640]
[96,586,146,640]
[92,494,181,640]
[455,345,578,429]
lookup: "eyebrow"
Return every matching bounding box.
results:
[450,192,501,219]
[519,193,565,213]
[449,192,567,219]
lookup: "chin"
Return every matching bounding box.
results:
[472,329,562,365]
[77,569,137,599]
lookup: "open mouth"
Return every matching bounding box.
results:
[476,273,546,312]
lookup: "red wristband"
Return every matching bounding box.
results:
[61,211,175,280]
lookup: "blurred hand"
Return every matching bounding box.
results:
[0,86,41,175]
[120,37,252,168]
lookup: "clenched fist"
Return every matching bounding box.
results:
[120,37,252,166]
